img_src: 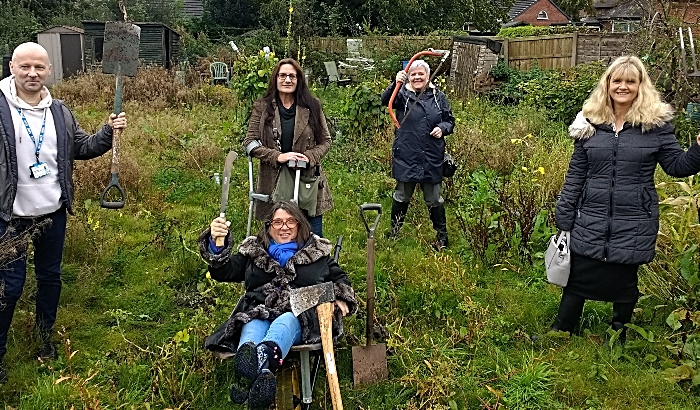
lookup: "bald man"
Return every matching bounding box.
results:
[0,42,126,383]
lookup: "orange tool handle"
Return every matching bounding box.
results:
[388,49,449,129]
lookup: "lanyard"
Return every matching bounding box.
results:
[16,107,47,163]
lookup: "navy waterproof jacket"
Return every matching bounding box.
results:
[381,81,455,184]
[556,110,700,265]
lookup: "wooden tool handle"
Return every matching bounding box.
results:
[318,302,343,410]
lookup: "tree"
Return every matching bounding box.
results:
[556,0,593,22]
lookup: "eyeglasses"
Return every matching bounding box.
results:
[278,73,297,81]
[270,218,298,229]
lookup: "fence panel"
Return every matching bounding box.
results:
[504,34,575,70]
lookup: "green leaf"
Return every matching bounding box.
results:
[667,312,683,331]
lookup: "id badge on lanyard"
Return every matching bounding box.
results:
[17,108,50,179]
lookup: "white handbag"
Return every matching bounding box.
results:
[545,231,571,287]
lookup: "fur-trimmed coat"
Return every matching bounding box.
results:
[199,230,357,357]
[555,109,700,265]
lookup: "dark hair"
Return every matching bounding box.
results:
[261,58,324,141]
[257,201,312,248]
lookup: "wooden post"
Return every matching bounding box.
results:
[503,38,509,66]
[571,32,578,68]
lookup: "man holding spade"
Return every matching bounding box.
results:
[0,42,127,384]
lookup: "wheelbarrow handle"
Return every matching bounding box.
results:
[333,235,343,263]
[99,172,126,209]
[388,48,450,129]
[359,203,382,238]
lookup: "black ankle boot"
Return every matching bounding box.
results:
[256,341,283,373]
[551,291,585,333]
[248,342,282,409]
[428,205,448,249]
[387,199,409,239]
[605,322,627,346]
[229,342,258,404]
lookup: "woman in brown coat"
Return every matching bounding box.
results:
[243,58,334,237]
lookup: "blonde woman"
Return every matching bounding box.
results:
[552,56,700,342]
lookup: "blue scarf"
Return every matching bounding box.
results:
[268,240,298,267]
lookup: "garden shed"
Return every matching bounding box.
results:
[36,25,85,86]
[82,21,180,69]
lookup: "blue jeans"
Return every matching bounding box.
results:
[238,312,302,358]
[0,208,66,359]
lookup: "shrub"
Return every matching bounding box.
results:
[489,60,605,124]
[230,49,279,119]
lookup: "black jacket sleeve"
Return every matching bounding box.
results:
[555,139,589,231]
[61,104,113,160]
[325,256,358,315]
[655,124,700,177]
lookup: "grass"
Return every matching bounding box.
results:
[1,73,699,409]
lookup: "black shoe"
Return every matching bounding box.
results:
[229,342,258,404]
[0,362,7,385]
[247,369,276,409]
[37,341,58,361]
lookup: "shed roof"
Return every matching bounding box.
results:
[593,0,650,20]
[38,25,84,34]
[82,21,180,35]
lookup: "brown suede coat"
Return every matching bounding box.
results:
[242,98,334,219]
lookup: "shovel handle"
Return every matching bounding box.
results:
[366,235,376,346]
[100,172,126,209]
[359,203,382,238]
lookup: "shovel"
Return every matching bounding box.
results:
[352,203,388,386]
[99,18,140,209]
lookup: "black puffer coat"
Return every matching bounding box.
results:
[556,110,700,265]
[381,81,455,183]
[199,232,357,357]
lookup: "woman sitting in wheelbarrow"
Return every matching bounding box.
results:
[199,201,357,409]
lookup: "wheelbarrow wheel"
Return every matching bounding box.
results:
[275,363,301,410]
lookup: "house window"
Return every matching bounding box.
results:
[612,21,638,33]
[537,11,549,20]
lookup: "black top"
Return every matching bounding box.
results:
[277,99,296,153]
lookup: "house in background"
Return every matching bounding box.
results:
[36,26,85,86]
[593,0,650,32]
[82,21,180,69]
[508,0,571,26]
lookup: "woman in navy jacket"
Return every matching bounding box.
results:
[553,56,700,341]
[381,60,455,249]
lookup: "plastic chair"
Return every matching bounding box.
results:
[322,61,351,89]
[209,62,230,86]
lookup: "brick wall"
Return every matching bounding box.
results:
[515,0,570,26]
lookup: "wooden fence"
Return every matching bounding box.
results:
[450,33,632,97]
[306,36,453,58]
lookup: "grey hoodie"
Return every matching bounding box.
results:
[0,76,62,216]
[0,76,114,221]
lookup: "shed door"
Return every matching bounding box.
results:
[61,34,84,78]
